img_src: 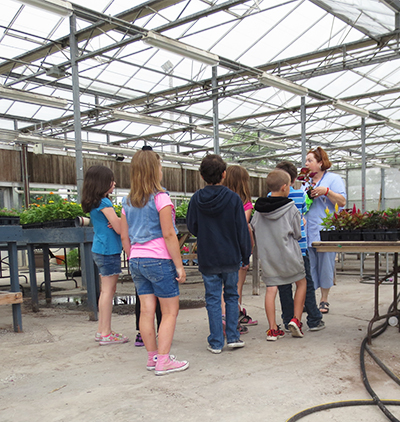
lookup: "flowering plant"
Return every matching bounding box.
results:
[0,208,20,217]
[297,167,317,211]
[20,198,87,224]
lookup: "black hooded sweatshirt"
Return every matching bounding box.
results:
[187,185,252,275]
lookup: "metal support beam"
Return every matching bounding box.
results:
[301,96,306,166]
[70,14,84,202]
[361,117,366,212]
[381,168,386,210]
[212,66,219,155]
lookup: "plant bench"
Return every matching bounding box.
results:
[0,291,23,305]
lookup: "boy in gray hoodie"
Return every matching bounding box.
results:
[250,169,307,341]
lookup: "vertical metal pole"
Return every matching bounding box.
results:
[301,96,306,166]
[70,14,84,202]
[345,168,349,208]
[380,168,386,210]
[361,117,366,213]
[212,66,220,155]
[21,144,30,208]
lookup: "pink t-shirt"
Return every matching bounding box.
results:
[122,192,175,259]
[243,201,253,212]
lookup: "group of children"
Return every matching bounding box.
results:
[81,149,325,376]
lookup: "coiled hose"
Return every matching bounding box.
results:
[286,294,400,422]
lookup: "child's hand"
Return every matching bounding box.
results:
[241,263,249,270]
[176,267,186,284]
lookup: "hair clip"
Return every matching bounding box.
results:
[142,145,153,151]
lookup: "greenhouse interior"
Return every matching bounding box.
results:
[1,1,400,422]
[0,0,400,210]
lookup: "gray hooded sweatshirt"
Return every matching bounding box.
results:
[251,196,305,286]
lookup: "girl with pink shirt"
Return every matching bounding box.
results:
[120,147,188,376]
[223,165,257,327]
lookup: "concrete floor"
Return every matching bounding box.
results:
[0,260,399,422]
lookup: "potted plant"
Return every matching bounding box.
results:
[20,198,87,228]
[0,208,20,225]
[175,200,189,224]
[297,167,317,212]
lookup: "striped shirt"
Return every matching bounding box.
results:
[289,186,307,255]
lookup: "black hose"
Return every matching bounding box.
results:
[286,295,400,422]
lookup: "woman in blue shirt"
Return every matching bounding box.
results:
[81,165,128,346]
[305,147,346,314]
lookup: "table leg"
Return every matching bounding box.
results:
[81,242,98,321]
[42,245,51,303]
[27,244,39,312]
[8,242,22,332]
[367,252,380,344]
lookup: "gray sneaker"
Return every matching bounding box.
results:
[207,345,222,354]
[308,320,326,331]
[227,339,245,348]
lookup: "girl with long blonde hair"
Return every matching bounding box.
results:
[120,147,188,376]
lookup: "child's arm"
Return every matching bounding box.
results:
[159,205,186,283]
[120,213,131,257]
[101,207,121,234]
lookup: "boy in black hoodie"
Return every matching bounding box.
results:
[187,155,252,354]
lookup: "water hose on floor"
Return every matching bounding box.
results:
[286,294,400,422]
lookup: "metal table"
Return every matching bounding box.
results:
[313,241,400,344]
[0,226,99,332]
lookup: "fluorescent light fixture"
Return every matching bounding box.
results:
[0,86,68,108]
[374,162,391,169]
[333,100,369,118]
[386,119,400,130]
[162,153,195,163]
[195,126,233,140]
[258,72,308,96]
[112,110,164,126]
[13,0,73,17]
[342,156,359,162]
[142,31,220,67]
[256,138,285,149]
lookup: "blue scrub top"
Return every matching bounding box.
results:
[305,171,346,247]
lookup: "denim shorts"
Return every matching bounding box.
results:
[129,258,179,298]
[92,253,121,277]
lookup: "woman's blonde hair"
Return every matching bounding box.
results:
[224,165,251,204]
[128,149,164,208]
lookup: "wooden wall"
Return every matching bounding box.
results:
[0,149,268,197]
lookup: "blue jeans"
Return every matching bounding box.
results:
[202,271,240,349]
[278,253,322,329]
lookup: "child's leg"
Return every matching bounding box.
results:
[157,296,179,355]
[202,273,224,350]
[293,278,307,320]
[138,294,158,352]
[223,271,240,343]
[135,287,140,331]
[97,274,118,336]
[264,286,278,330]
[237,267,247,307]
[155,298,162,331]
[277,284,294,329]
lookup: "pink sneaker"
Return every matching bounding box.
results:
[155,355,189,376]
[288,317,304,338]
[239,308,258,326]
[98,332,129,346]
[146,354,157,371]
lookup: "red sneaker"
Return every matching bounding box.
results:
[288,317,304,338]
[266,326,285,341]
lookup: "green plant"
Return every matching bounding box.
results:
[66,248,80,270]
[113,203,122,217]
[0,208,20,217]
[20,199,87,224]
[175,201,189,219]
